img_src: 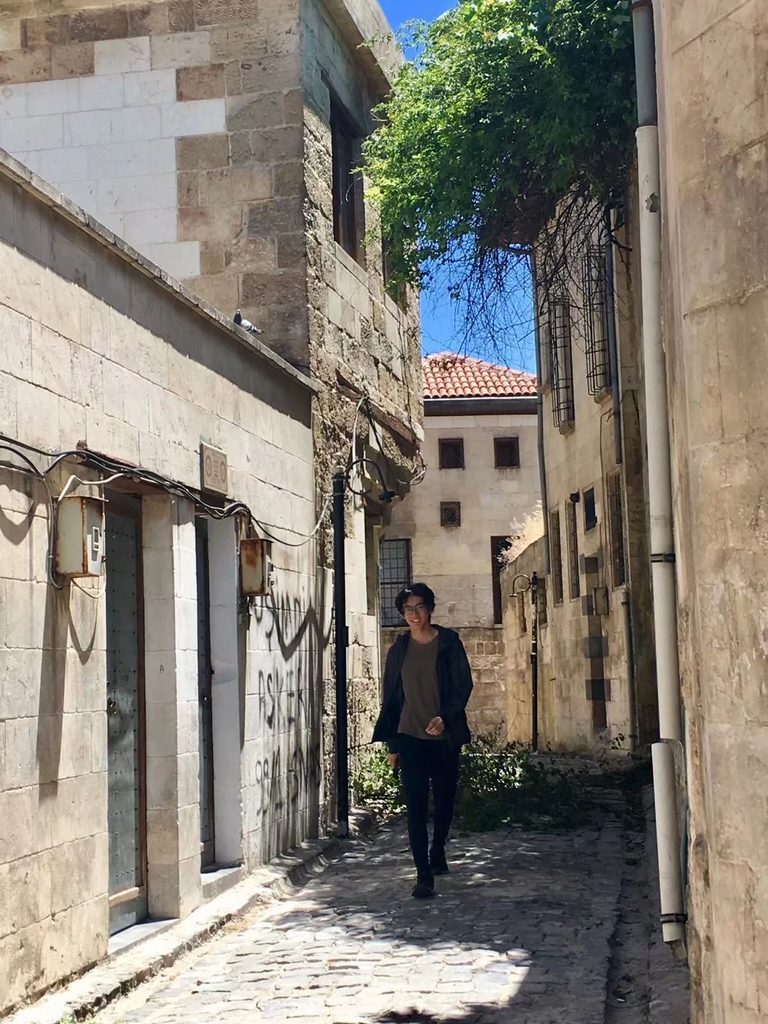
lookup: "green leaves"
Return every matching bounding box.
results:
[363,0,635,286]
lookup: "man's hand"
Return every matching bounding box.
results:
[425,716,445,737]
[387,752,399,770]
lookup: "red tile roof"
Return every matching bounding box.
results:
[422,353,537,399]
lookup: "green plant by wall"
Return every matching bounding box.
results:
[356,733,596,832]
[363,0,636,289]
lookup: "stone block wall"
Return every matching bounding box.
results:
[0,156,320,1012]
[379,625,508,744]
[656,2,768,1020]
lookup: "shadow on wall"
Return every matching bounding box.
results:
[0,465,100,793]
[0,174,310,428]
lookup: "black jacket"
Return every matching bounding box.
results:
[372,625,473,751]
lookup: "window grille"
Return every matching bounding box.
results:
[606,472,627,587]
[582,245,612,396]
[548,296,575,428]
[438,438,465,469]
[584,487,597,532]
[549,509,564,604]
[565,501,580,599]
[379,538,412,626]
[536,575,548,626]
[440,502,461,528]
[494,436,520,468]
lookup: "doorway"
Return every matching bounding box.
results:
[105,495,148,934]
[196,518,216,868]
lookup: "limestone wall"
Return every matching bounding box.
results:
[0,157,320,1012]
[532,207,656,754]
[655,2,768,1020]
[385,407,540,628]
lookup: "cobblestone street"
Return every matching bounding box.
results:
[93,818,630,1024]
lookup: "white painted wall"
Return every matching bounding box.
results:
[0,34,226,280]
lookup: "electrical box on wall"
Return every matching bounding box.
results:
[56,495,106,577]
[240,537,270,596]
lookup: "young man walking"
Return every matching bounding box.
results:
[372,583,474,899]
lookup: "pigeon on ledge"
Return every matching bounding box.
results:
[233,309,263,335]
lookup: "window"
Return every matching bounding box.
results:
[548,295,575,429]
[606,472,627,587]
[582,243,612,396]
[536,575,548,626]
[565,500,580,599]
[491,536,511,624]
[438,438,465,470]
[379,538,412,626]
[440,501,461,528]
[494,436,520,469]
[550,509,564,604]
[331,99,363,260]
[584,488,597,532]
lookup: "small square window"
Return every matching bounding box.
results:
[438,438,465,470]
[440,501,461,528]
[584,488,597,531]
[494,436,520,468]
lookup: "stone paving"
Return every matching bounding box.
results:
[94,819,625,1024]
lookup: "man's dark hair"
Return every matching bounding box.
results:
[394,582,436,615]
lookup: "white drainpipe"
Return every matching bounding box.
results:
[631,0,686,945]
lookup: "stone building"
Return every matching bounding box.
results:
[380,354,540,741]
[0,0,423,791]
[0,150,327,1012]
[653,1,768,1020]
[500,206,658,754]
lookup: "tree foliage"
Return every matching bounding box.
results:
[364,0,636,289]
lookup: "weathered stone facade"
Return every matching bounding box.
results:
[0,0,422,827]
[380,379,540,742]
[655,2,768,1020]
[0,154,321,1013]
[502,206,657,754]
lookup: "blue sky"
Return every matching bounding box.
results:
[377,0,536,373]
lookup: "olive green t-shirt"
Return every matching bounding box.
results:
[398,635,442,741]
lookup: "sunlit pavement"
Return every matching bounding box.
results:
[94,820,624,1024]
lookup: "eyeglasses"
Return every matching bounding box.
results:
[402,603,428,615]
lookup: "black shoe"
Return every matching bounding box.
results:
[429,847,449,875]
[412,877,435,899]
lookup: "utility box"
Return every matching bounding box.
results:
[240,537,269,596]
[56,495,106,577]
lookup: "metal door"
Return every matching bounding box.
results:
[196,518,216,867]
[105,497,148,934]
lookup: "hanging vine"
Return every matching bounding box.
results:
[363,0,636,347]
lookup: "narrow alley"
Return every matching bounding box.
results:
[82,791,686,1024]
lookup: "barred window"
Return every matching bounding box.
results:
[565,500,580,599]
[536,574,548,626]
[549,295,575,428]
[379,538,412,627]
[606,472,627,587]
[549,509,564,604]
[440,501,461,528]
[438,438,465,469]
[494,436,520,468]
[582,244,612,396]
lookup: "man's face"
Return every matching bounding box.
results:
[402,596,431,627]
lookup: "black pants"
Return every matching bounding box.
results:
[398,736,460,881]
